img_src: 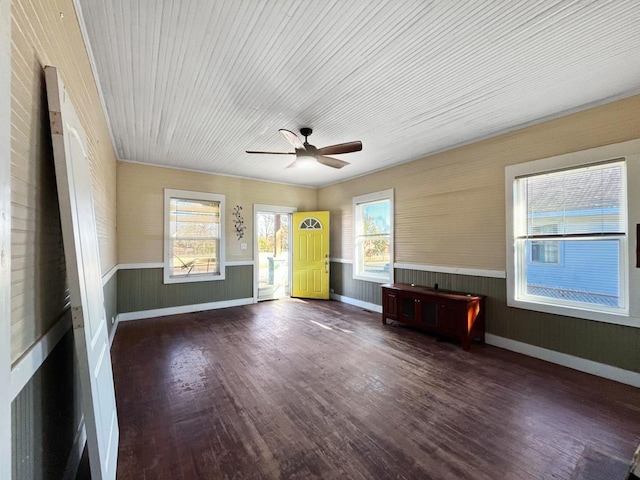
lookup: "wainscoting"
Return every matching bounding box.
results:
[117,265,253,314]
[12,330,82,480]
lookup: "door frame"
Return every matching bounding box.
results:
[0,0,11,476]
[253,204,296,303]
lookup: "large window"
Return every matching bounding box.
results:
[353,189,394,283]
[164,189,225,284]
[507,158,628,319]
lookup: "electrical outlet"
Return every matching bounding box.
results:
[111,316,115,324]
[240,242,247,250]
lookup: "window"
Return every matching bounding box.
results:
[529,225,560,264]
[507,157,628,320]
[164,189,225,284]
[530,241,560,264]
[353,189,394,283]
[299,217,322,230]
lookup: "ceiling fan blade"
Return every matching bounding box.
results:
[279,129,304,149]
[317,155,349,169]
[245,150,294,155]
[317,141,362,156]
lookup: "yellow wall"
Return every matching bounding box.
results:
[319,95,640,270]
[11,0,118,361]
[117,161,318,264]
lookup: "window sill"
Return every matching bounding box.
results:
[353,274,392,284]
[507,298,638,328]
[163,271,226,284]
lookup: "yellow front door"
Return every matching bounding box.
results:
[292,211,330,299]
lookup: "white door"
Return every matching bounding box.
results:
[45,66,119,480]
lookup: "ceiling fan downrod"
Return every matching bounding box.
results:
[300,127,312,144]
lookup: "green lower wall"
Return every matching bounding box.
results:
[12,329,82,480]
[331,261,640,372]
[117,265,253,313]
[330,263,383,306]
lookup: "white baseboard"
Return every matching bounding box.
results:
[485,333,640,388]
[62,416,86,480]
[330,293,382,313]
[118,297,255,322]
[10,310,72,400]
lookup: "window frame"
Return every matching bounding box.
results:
[164,189,226,284]
[505,143,640,327]
[353,189,394,284]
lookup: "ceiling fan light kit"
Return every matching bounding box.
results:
[287,155,315,169]
[246,128,362,169]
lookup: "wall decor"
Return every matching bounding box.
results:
[232,205,246,240]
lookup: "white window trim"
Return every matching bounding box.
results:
[505,140,640,328]
[164,189,225,284]
[353,189,394,284]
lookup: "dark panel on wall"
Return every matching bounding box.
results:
[12,329,81,480]
[330,261,382,306]
[117,265,253,313]
[103,273,118,337]
[331,262,640,372]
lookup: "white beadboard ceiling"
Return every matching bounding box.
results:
[76,0,640,188]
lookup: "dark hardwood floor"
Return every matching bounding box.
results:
[109,298,640,479]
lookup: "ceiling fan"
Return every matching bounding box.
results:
[246,127,362,169]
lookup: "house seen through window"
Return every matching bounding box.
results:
[512,160,626,312]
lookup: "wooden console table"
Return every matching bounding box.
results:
[381,283,485,351]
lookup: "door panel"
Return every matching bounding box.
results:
[298,235,308,261]
[45,66,119,480]
[313,269,321,292]
[292,211,329,299]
